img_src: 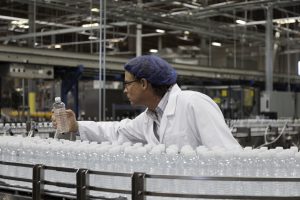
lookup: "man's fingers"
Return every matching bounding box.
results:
[51,111,57,128]
[52,122,57,128]
[65,109,74,116]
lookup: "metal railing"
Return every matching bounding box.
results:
[1,160,300,200]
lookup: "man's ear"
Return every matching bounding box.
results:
[140,78,148,89]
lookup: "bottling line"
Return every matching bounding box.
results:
[2,118,300,148]
[1,133,300,200]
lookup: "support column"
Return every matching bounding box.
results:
[136,24,142,56]
[233,10,237,69]
[99,0,107,121]
[158,36,162,51]
[51,27,55,46]
[265,5,273,94]
[28,1,36,47]
[136,0,142,57]
[287,31,291,91]
[27,1,36,121]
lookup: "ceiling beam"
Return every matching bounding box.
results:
[0,44,299,83]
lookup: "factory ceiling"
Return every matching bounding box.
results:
[1,0,300,84]
[0,0,299,52]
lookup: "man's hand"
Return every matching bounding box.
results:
[51,109,78,133]
[66,109,79,133]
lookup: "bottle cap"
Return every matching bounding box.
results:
[55,97,61,103]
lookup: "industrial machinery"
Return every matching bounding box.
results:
[0,122,55,138]
[229,119,300,149]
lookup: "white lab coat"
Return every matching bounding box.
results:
[78,84,241,149]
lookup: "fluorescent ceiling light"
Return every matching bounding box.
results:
[212,42,222,47]
[11,19,28,25]
[149,49,158,53]
[11,19,29,29]
[156,29,165,33]
[233,16,300,26]
[275,18,296,24]
[236,19,246,25]
[91,8,99,12]
[19,25,29,29]
[88,36,98,40]
[81,23,99,27]
[54,44,61,49]
[109,38,123,43]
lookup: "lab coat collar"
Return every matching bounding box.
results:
[144,84,181,123]
[159,84,181,142]
[164,84,181,116]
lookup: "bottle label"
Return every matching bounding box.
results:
[54,108,69,133]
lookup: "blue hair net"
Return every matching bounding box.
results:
[124,55,177,85]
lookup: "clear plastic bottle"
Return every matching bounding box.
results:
[53,97,69,134]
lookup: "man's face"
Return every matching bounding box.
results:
[123,71,144,106]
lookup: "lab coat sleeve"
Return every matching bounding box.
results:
[188,93,241,150]
[78,112,148,143]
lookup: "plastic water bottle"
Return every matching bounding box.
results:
[53,97,69,134]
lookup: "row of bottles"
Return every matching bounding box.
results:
[230,118,295,128]
[1,136,300,199]
[0,122,55,135]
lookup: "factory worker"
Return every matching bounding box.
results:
[53,55,241,149]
